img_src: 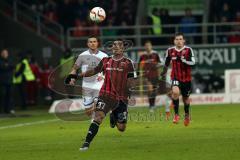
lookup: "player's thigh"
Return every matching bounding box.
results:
[147,78,158,90]
[171,80,180,94]
[95,95,118,115]
[93,110,105,124]
[172,86,180,98]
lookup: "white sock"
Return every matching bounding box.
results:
[165,96,171,112]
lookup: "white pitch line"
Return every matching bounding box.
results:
[0,119,59,130]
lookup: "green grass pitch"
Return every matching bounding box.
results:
[0,104,240,160]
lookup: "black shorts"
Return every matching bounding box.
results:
[171,80,191,97]
[112,101,128,124]
[95,96,128,123]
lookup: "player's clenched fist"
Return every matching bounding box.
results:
[65,74,78,85]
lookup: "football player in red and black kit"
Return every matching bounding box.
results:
[67,39,137,150]
[138,40,161,112]
[161,32,195,126]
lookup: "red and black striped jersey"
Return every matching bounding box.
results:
[94,56,136,101]
[138,51,161,79]
[164,46,195,82]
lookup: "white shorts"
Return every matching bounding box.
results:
[82,88,99,109]
[82,80,103,109]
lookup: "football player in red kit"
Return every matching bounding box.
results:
[161,32,195,126]
[66,39,136,150]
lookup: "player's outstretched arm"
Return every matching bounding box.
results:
[79,69,98,78]
[80,58,104,78]
[65,68,99,85]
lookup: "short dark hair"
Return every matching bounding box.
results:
[87,36,101,47]
[114,38,124,42]
[87,36,100,42]
[144,40,152,44]
[174,32,185,39]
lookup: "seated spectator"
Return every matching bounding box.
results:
[44,0,57,13]
[228,26,240,43]
[102,19,117,36]
[232,11,240,31]
[88,23,100,36]
[217,16,230,43]
[160,8,172,33]
[72,19,88,37]
[44,9,58,24]
[219,2,232,22]
[179,8,197,44]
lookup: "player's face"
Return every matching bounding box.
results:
[174,35,185,48]
[1,50,9,59]
[144,42,152,53]
[87,38,99,50]
[112,41,124,55]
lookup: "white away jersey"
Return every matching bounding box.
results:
[75,50,108,89]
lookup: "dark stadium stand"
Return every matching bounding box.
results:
[19,0,138,30]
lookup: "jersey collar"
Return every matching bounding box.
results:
[112,55,124,61]
[174,46,186,52]
[88,49,99,55]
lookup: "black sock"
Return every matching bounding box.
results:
[85,120,100,144]
[149,97,156,107]
[184,103,190,115]
[173,99,179,115]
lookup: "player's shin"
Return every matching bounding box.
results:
[184,103,190,115]
[172,99,179,115]
[85,120,100,144]
[165,96,171,120]
[165,96,171,113]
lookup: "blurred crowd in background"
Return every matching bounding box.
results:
[209,0,240,43]
[18,0,240,44]
[20,0,137,30]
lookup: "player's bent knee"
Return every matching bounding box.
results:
[93,111,105,124]
[183,97,190,104]
[172,92,180,99]
[117,123,126,132]
[172,86,180,97]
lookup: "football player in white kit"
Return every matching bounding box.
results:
[68,36,108,116]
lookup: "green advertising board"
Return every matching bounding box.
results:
[147,0,203,11]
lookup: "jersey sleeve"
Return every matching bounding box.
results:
[75,55,83,67]
[127,60,137,79]
[138,55,143,63]
[94,58,104,73]
[161,49,171,76]
[164,49,171,67]
[182,48,195,66]
[155,53,161,63]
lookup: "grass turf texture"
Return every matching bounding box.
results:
[0,104,240,160]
